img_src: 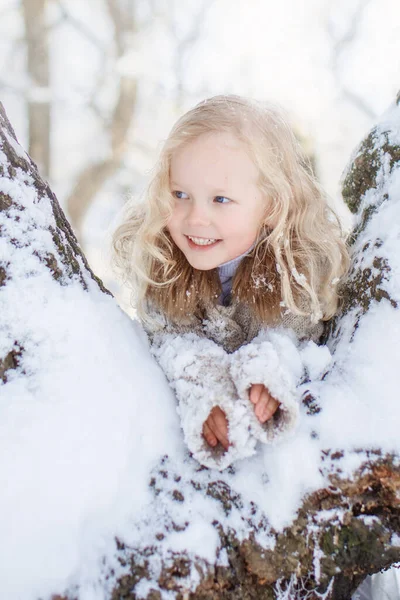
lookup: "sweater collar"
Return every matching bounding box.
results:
[217,242,256,282]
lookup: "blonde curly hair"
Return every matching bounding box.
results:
[112,94,349,326]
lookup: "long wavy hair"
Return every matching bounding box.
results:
[112,95,349,326]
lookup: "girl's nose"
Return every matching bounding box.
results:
[186,202,211,227]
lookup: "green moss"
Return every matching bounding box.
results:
[340,256,397,318]
[342,130,380,214]
[347,204,379,246]
[342,129,400,217]
[382,140,400,171]
[320,529,338,556]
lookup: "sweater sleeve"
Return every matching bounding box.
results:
[229,319,324,445]
[143,306,257,470]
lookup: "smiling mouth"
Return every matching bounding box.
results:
[186,235,221,246]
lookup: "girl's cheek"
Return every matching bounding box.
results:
[170,203,185,217]
[166,214,177,232]
[167,204,182,223]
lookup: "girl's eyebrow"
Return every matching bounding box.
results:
[170,181,232,195]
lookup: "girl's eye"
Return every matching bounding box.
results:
[214,196,231,204]
[173,190,189,200]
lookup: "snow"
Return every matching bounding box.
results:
[0,277,184,600]
[167,520,220,563]
[1,100,400,599]
[0,133,183,599]
[301,341,332,380]
[4,133,29,161]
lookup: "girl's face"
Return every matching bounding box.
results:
[167,131,266,271]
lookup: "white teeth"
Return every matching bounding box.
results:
[188,236,218,246]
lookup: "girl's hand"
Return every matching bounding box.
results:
[202,406,230,450]
[249,384,280,423]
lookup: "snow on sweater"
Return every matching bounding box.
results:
[143,252,326,470]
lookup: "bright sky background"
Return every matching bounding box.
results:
[0,0,399,281]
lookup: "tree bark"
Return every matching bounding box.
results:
[1,94,400,600]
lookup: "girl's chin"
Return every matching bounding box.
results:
[183,252,221,271]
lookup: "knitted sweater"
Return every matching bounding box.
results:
[218,246,253,306]
[143,255,324,471]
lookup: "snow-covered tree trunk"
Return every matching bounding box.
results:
[0,102,108,384]
[1,95,400,600]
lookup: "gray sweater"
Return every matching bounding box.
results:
[218,247,252,306]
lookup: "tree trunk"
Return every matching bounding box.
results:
[65,0,137,239]
[1,94,400,600]
[22,0,51,179]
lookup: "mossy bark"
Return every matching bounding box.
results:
[323,99,400,347]
[107,455,400,600]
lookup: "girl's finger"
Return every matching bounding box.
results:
[203,421,218,447]
[254,398,265,417]
[249,383,263,405]
[254,395,268,420]
[260,392,280,423]
[209,411,230,449]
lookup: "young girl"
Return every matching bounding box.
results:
[112,94,349,471]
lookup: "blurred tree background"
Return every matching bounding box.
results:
[0,0,399,307]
